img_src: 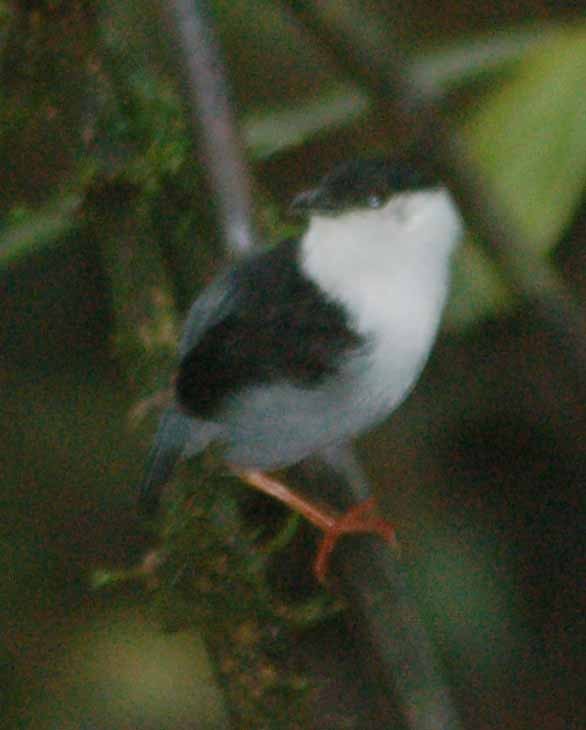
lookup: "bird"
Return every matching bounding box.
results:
[137,153,463,580]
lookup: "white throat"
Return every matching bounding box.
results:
[300,188,462,338]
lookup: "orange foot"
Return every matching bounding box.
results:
[234,470,398,584]
[314,497,397,583]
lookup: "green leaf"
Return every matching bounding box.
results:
[411,24,563,96]
[445,240,513,330]
[241,26,565,161]
[0,194,82,268]
[447,27,586,328]
[243,84,368,159]
[465,28,586,256]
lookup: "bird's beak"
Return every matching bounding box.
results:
[289,187,320,216]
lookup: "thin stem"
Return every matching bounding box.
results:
[163,0,257,258]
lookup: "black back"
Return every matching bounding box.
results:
[176,238,363,418]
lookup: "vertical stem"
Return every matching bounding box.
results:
[163,0,257,258]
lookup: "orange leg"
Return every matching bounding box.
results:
[233,469,398,583]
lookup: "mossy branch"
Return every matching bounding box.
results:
[89,181,318,726]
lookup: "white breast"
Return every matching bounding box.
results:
[301,189,462,409]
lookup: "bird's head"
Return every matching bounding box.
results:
[290,154,442,217]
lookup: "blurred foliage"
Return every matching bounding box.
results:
[152,465,314,729]
[93,456,323,729]
[465,28,586,257]
[0,193,82,266]
[243,83,369,159]
[1,7,584,331]
[449,27,586,326]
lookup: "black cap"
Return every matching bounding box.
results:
[290,153,440,217]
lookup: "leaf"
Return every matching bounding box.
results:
[447,27,586,327]
[445,240,512,330]
[0,194,82,269]
[243,84,368,159]
[465,28,586,256]
[411,24,562,96]
[241,26,563,161]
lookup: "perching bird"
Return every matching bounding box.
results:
[138,153,463,578]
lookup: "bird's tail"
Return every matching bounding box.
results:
[137,406,192,517]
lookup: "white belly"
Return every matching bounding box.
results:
[219,307,441,470]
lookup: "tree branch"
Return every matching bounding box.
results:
[162,0,257,258]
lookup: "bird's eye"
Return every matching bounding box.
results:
[367,193,383,209]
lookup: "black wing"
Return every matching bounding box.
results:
[176,238,362,418]
[137,266,243,516]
